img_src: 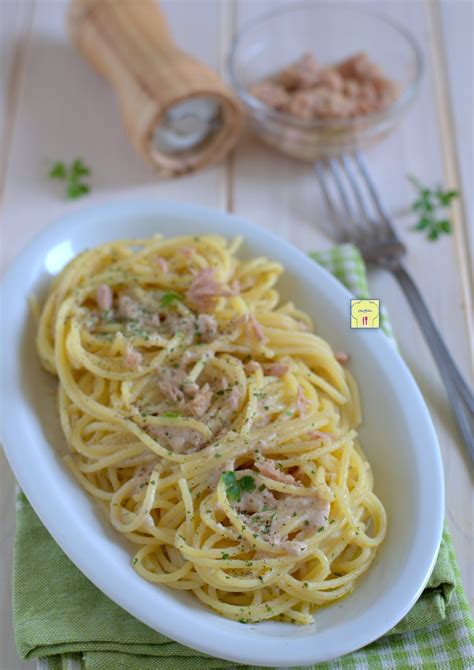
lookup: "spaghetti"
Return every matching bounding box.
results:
[37,233,386,624]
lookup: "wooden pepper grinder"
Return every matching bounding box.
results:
[68,0,243,177]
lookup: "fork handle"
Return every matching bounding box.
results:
[391,263,474,464]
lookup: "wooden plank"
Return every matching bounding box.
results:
[427,0,472,345]
[231,0,473,611]
[0,0,34,198]
[438,0,473,258]
[0,0,26,147]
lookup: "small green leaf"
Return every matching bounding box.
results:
[67,181,90,199]
[239,475,256,493]
[428,229,439,241]
[438,220,452,233]
[160,292,183,308]
[221,471,256,502]
[221,470,241,502]
[71,158,91,178]
[412,200,426,212]
[49,162,67,180]
[414,218,430,231]
[227,485,241,502]
[435,188,458,206]
[221,471,241,502]
[221,471,236,487]
[163,410,181,418]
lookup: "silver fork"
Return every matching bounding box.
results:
[315,152,474,465]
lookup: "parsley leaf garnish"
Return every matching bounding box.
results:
[221,471,241,502]
[67,181,90,199]
[163,411,181,418]
[408,175,459,241]
[48,158,91,200]
[160,292,183,308]
[49,162,67,179]
[221,471,256,502]
[239,475,257,493]
[70,158,91,178]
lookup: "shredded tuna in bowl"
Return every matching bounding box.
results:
[228,3,422,160]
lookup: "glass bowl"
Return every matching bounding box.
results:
[228,2,423,160]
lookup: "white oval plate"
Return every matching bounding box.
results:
[0,200,444,667]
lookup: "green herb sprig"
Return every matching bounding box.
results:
[408,175,459,241]
[49,159,91,199]
[221,471,256,503]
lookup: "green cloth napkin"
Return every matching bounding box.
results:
[13,244,474,670]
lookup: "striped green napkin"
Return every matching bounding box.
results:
[13,244,474,670]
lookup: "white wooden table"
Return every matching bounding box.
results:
[1,1,472,668]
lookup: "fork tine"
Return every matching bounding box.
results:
[327,158,358,227]
[314,161,350,242]
[354,152,395,233]
[328,157,382,246]
[340,155,374,232]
